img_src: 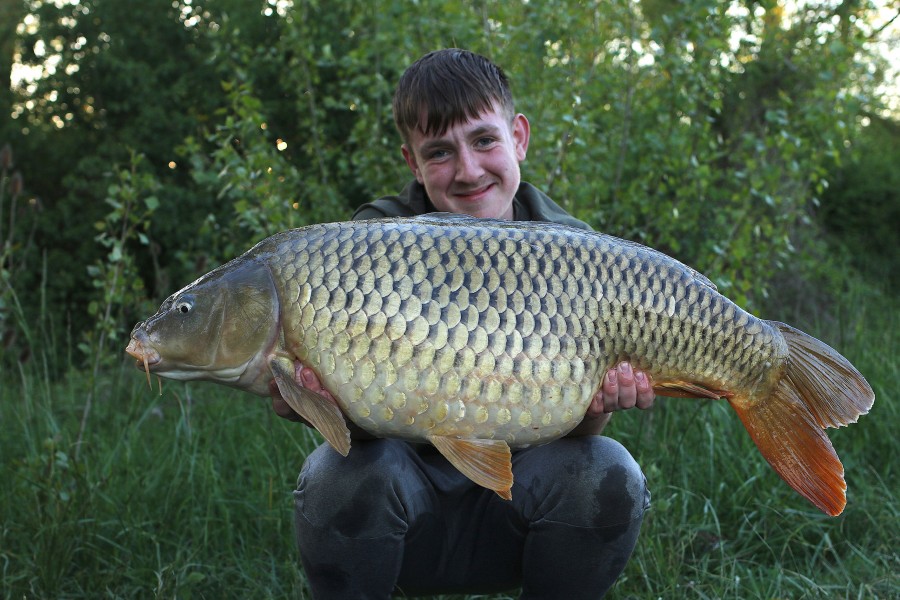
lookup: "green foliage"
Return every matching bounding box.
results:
[3,0,245,362]
[818,114,900,292]
[71,152,161,461]
[0,142,38,365]
[79,151,160,366]
[0,367,312,598]
[181,75,347,264]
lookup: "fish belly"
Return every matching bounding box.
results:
[262,216,781,447]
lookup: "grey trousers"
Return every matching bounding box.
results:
[294,436,649,599]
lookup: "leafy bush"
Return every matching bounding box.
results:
[818,115,900,292]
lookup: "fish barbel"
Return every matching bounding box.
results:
[126,214,873,514]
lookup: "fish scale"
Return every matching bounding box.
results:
[258,217,767,446]
[127,213,873,514]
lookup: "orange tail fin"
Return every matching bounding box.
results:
[728,322,874,516]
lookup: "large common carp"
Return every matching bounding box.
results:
[126,214,873,515]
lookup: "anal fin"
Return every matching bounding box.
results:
[428,435,514,500]
[269,356,351,456]
[653,379,734,400]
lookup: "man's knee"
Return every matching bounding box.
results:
[583,436,649,526]
[514,436,649,529]
[294,440,417,598]
[295,439,414,538]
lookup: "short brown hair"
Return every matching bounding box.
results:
[392,49,515,143]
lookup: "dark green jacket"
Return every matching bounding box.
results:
[352,180,592,231]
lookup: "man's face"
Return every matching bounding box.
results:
[401,104,530,220]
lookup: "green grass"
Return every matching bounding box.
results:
[1,278,897,599]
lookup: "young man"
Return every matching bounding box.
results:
[273,49,655,599]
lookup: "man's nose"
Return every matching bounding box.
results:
[455,147,484,182]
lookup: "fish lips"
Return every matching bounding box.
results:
[126,329,162,370]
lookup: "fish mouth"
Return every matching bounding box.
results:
[126,337,161,367]
[126,336,161,389]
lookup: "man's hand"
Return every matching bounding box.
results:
[270,363,334,423]
[271,363,374,439]
[567,362,655,437]
[597,361,655,414]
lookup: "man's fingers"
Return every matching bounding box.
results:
[615,363,637,410]
[298,366,319,389]
[602,369,619,413]
[298,365,336,401]
[635,370,655,409]
[601,362,655,413]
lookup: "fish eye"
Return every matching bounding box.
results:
[174,296,194,314]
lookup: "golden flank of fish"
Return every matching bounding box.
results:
[126,214,874,514]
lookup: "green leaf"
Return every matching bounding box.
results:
[185,572,206,584]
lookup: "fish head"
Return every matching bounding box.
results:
[126,257,280,395]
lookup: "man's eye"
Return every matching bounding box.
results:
[475,137,496,148]
[428,149,449,160]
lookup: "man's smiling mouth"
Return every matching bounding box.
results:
[454,183,495,199]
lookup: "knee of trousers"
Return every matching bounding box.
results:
[294,439,418,539]
[514,436,649,529]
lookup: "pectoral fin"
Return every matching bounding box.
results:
[269,356,351,456]
[652,379,734,400]
[428,435,514,500]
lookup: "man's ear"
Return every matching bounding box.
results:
[401,144,424,184]
[512,113,530,162]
